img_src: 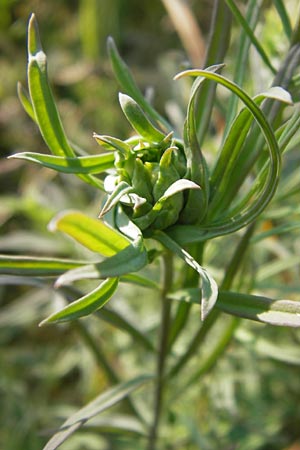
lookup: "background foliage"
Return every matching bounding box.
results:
[1,1,300,449]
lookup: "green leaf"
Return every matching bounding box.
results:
[175,69,282,237]
[93,133,132,155]
[134,179,199,230]
[49,210,130,256]
[9,152,115,175]
[169,288,300,327]
[119,93,166,143]
[39,277,119,325]
[42,374,153,450]
[154,231,218,320]
[0,255,83,276]
[27,14,102,190]
[27,14,74,157]
[107,36,171,133]
[225,0,277,74]
[99,181,134,218]
[55,237,148,286]
[17,81,36,121]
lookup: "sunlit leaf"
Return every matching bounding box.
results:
[40,277,119,325]
[49,210,130,256]
[119,93,166,143]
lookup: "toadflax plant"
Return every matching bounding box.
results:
[2,1,300,448]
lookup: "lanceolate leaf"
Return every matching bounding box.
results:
[0,255,83,276]
[55,237,148,286]
[119,93,166,143]
[107,36,171,133]
[49,210,130,256]
[154,231,218,320]
[27,14,102,190]
[168,288,300,327]
[9,152,115,175]
[27,14,74,157]
[40,277,119,325]
[17,81,35,121]
[42,374,153,450]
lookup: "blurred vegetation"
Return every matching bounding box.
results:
[1,1,300,449]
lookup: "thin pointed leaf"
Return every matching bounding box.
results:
[93,133,132,155]
[9,152,115,175]
[27,14,74,157]
[225,0,277,74]
[40,277,119,325]
[27,14,102,190]
[42,374,153,450]
[154,231,218,320]
[119,93,166,142]
[49,210,130,256]
[107,36,171,133]
[274,0,292,40]
[0,255,83,276]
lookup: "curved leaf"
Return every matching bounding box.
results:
[40,277,119,325]
[154,231,218,320]
[175,69,282,237]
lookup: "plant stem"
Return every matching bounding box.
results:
[147,251,173,450]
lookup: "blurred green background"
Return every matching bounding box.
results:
[1,1,300,449]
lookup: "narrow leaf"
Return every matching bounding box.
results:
[119,93,166,142]
[49,210,130,256]
[93,133,132,155]
[107,36,171,133]
[0,255,83,276]
[154,231,218,320]
[40,277,119,325]
[225,0,277,74]
[9,152,115,175]
[42,374,153,450]
[169,288,300,327]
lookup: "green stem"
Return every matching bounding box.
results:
[147,251,173,450]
